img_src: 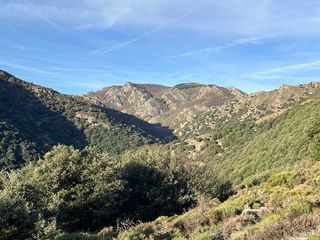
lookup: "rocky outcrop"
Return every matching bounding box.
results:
[85,82,244,131]
[86,81,320,138]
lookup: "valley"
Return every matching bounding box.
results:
[1,70,320,240]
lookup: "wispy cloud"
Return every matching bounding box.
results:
[0,1,120,29]
[2,0,320,35]
[0,0,180,30]
[48,67,108,73]
[170,35,274,58]
[239,60,320,89]
[0,61,58,76]
[254,60,320,75]
[0,60,117,91]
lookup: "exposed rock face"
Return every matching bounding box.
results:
[85,82,244,130]
[86,81,320,138]
[86,82,169,120]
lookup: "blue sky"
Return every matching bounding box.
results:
[1,0,320,94]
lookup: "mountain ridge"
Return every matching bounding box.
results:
[85,81,245,131]
[86,80,320,138]
[0,70,174,168]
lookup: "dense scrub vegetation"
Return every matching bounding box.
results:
[0,145,196,239]
[0,71,174,168]
[116,160,320,240]
[200,96,320,186]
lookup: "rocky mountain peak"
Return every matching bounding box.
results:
[227,87,247,97]
[279,84,291,91]
[85,79,320,138]
[85,82,242,130]
[123,81,136,91]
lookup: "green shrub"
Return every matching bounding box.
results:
[117,225,155,240]
[287,200,311,216]
[172,231,187,240]
[251,202,262,209]
[193,231,212,240]
[266,172,293,187]
[55,233,101,240]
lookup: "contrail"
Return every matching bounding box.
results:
[89,3,211,56]
[89,25,164,55]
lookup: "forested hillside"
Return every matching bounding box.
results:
[0,71,174,168]
[200,95,320,185]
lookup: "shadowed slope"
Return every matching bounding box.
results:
[0,70,176,168]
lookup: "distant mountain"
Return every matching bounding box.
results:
[0,70,174,168]
[86,81,320,138]
[85,82,245,131]
[177,82,320,137]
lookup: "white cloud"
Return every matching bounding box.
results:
[0,0,177,29]
[1,0,320,36]
[0,0,128,29]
